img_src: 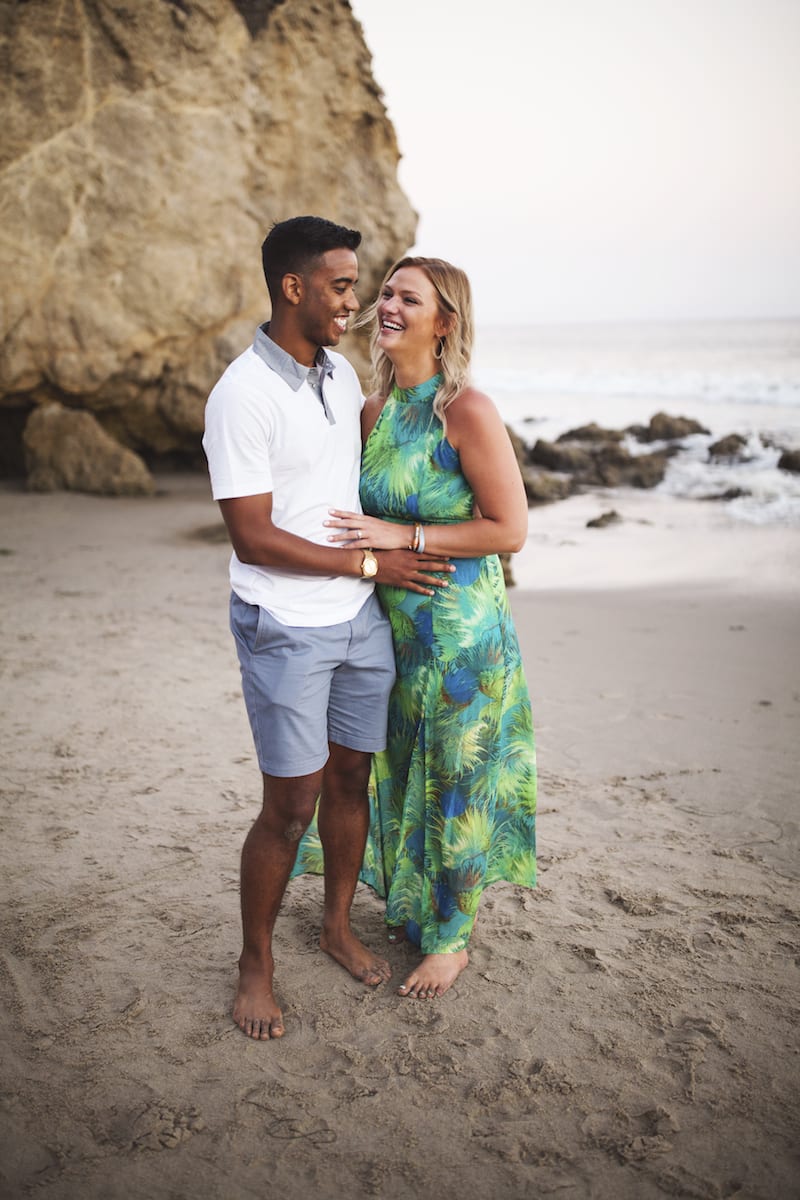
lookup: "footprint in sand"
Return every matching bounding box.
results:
[130,1102,206,1151]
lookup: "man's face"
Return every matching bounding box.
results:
[298,248,360,347]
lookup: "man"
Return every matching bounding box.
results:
[203,216,449,1040]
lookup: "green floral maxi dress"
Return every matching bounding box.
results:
[358,373,537,953]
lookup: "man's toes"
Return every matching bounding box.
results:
[358,959,390,986]
[235,1013,283,1039]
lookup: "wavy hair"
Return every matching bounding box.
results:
[361,256,474,424]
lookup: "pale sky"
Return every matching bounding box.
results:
[350,0,800,325]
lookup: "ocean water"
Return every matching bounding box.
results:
[473,320,800,525]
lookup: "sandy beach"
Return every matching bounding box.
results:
[1,474,798,1200]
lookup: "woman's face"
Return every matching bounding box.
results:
[376,266,447,361]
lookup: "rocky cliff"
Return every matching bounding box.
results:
[0,0,416,491]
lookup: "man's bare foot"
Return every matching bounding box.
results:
[233,953,285,1040]
[397,949,469,999]
[320,926,392,986]
[387,924,407,945]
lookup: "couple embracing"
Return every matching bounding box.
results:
[203,216,536,1041]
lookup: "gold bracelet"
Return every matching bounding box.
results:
[411,522,421,551]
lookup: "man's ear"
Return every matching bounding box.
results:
[282,273,303,306]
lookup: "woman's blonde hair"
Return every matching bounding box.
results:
[362,256,474,424]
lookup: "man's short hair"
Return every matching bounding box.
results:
[261,216,362,303]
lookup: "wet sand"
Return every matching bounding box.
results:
[1,476,798,1200]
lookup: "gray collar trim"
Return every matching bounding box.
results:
[253,323,336,392]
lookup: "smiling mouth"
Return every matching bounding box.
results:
[334,317,348,332]
[380,320,403,332]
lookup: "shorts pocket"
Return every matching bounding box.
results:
[254,604,299,654]
[230,592,260,652]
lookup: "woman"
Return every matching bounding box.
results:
[325,257,537,1000]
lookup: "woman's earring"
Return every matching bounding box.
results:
[434,337,445,360]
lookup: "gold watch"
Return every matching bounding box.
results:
[360,549,378,578]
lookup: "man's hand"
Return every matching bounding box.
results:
[375,550,454,595]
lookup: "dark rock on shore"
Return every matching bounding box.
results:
[556,422,625,444]
[699,487,750,502]
[708,434,749,461]
[615,450,672,489]
[529,438,670,490]
[508,410,762,508]
[587,510,622,528]
[530,440,594,474]
[777,449,800,474]
[521,469,575,505]
[507,425,575,505]
[628,412,710,443]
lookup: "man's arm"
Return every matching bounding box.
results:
[219,493,359,573]
[219,493,453,594]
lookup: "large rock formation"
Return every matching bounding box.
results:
[0,0,416,490]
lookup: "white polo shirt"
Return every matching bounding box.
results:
[203,325,372,626]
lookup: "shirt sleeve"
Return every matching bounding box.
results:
[202,372,274,501]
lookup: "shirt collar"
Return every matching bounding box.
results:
[253,323,336,392]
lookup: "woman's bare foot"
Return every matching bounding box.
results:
[397,949,469,999]
[233,952,285,1039]
[319,926,392,986]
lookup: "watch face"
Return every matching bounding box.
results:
[362,551,378,577]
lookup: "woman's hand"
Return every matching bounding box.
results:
[325,509,413,551]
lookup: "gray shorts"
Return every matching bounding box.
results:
[229,590,396,778]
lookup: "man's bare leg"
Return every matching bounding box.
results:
[317,744,391,986]
[234,769,322,1039]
